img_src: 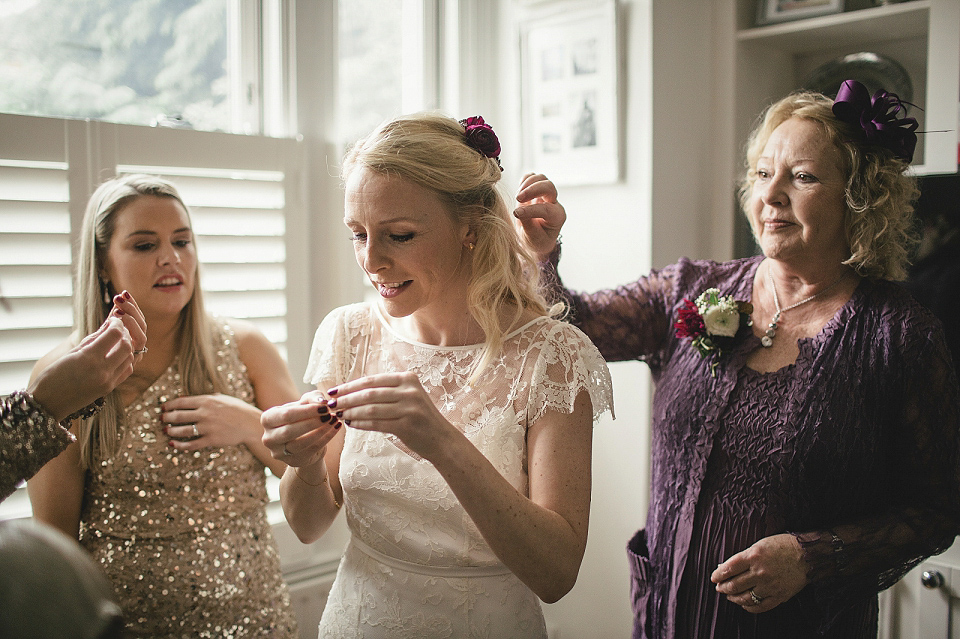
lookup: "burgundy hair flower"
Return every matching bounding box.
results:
[459,116,503,170]
[832,79,919,163]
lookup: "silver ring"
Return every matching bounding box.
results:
[191,423,199,438]
[133,347,148,355]
[282,443,293,457]
[749,588,763,605]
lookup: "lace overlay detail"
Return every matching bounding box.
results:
[79,319,298,638]
[304,303,613,638]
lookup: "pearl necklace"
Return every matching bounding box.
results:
[761,269,847,348]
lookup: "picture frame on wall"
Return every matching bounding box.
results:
[756,0,844,26]
[519,0,620,186]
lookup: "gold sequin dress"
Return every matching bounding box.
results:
[78,319,298,639]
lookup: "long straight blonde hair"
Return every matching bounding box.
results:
[74,174,227,468]
[342,113,554,377]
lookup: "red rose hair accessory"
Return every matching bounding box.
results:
[831,79,919,163]
[459,116,503,171]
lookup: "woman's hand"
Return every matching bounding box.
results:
[513,173,567,260]
[30,291,147,422]
[711,533,809,613]
[327,372,455,461]
[163,393,266,452]
[267,391,345,543]
[261,392,342,467]
[111,290,147,364]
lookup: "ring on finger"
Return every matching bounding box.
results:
[191,423,199,438]
[133,347,148,355]
[282,443,293,457]
[749,588,763,605]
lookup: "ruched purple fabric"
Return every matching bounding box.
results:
[544,252,960,639]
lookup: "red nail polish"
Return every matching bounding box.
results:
[318,404,329,414]
[168,441,175,448]
[123,290,131,301]
[319,413,331,423]
[334,422,342,429]
[327,388,338,396]
[115,308,125,316]
[328,399,337,409]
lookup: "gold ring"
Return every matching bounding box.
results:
[749,589,763,605]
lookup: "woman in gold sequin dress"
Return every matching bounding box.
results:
[28,174,300,638]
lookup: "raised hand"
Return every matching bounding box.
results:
[513,173,567,260]
[30,291,146,422]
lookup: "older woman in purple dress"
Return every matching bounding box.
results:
[515,80,960,638]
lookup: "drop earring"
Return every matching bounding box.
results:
[101,281,111,305]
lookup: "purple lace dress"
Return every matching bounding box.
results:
[545,252,960,639]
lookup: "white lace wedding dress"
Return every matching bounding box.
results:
[303,302,613,639]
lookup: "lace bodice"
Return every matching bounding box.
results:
[304,302,613,567]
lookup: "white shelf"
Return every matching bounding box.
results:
[732,0,958,175]
[737,2,930,52]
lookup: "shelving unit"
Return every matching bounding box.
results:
[731,0,959,176]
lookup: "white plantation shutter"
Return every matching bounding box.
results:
[0,158,74,395]
[0,115,309,519]
[0,114,308,396]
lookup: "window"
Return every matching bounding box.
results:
[338,0,436,146]
[0,0,444,519]
[0,0,240,133]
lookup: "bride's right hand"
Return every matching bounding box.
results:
[261,394,341,465]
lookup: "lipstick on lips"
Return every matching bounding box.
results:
[373,280,410,298]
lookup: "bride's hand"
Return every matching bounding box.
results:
[327,372,455,461]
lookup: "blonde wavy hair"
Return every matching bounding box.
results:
[739,90,918,280]
[74,174,227,468]
[341,112,553,377]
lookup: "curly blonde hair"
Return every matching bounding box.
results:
[341,112,552,376]
[75,174,227,468]
[739,90,918,280]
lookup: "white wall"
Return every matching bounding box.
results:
[493,1,728,636]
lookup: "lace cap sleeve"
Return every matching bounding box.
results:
[526,321,614,426]
[303,304,368,388]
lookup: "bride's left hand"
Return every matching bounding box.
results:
[327,372,455,460]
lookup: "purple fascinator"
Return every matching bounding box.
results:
[831,79,919,163]
[459,116,503,171]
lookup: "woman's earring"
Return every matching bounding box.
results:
[467,242,475,251]
[102,281,111,305]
